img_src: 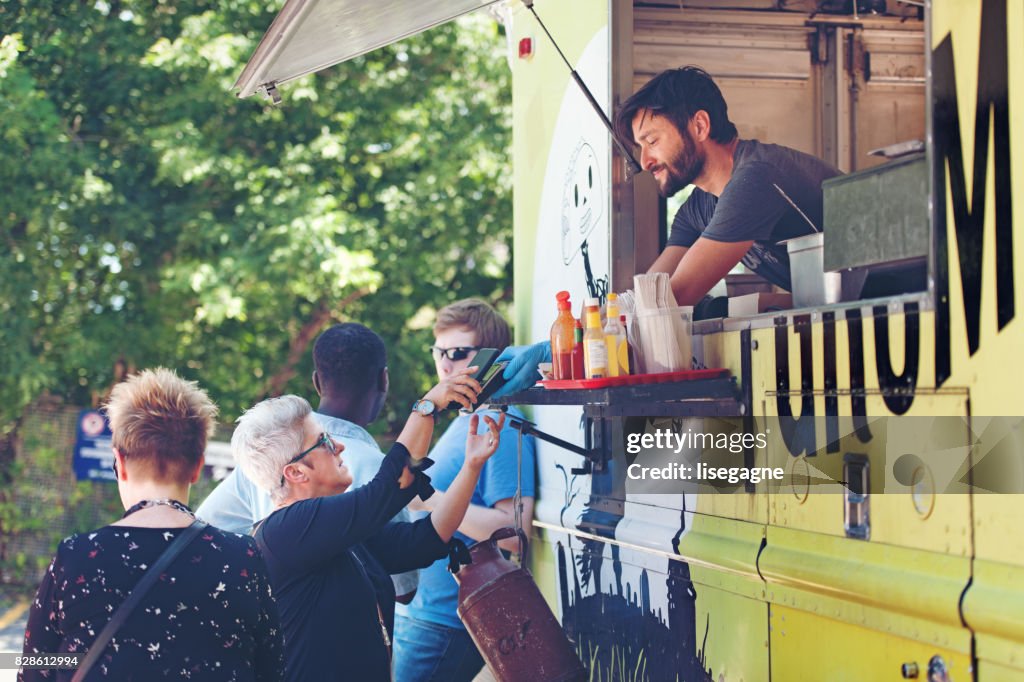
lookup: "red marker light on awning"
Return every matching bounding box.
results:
[518,37,533,60]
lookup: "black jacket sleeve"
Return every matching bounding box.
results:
[363,517,450,575]
[258,443,434,573]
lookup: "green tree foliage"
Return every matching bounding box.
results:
[0,1,512,435]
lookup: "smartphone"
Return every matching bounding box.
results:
[445,348,500,412]
[468,348,500,382]
[473,361,510,406]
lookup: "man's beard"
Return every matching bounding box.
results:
[654,129,704,197]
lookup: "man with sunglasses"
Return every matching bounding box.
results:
[197,323,421,602]
[431,345,478,363]
[394,298,537,682]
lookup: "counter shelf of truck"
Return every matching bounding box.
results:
[489,368,747,473]
[492,369,742,417]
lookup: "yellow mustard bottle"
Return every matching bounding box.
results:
[582,297,607,379]
[604,293,629,377]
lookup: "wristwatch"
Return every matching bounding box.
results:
[411,399,437,420]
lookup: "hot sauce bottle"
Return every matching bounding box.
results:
[571,319,585,380]
[550,291,576,380]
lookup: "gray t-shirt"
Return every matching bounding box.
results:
[666,139,841,290]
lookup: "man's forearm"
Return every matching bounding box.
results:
[668,237,754,306]
[669,274,708,307]
[428,495,533,552]
[648,245,688,275]
[454,502,517,542]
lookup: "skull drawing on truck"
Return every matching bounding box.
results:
[561,139,604,266]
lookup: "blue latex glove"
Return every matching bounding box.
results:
[492,341,552,398]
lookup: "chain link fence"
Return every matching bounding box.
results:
[1,398,223,586]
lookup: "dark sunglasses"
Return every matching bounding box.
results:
[430,345,481,362]
[280,433,337,486]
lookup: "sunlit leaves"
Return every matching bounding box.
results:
[2,2,510,431]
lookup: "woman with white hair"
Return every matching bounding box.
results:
[21,368,283,681]
[231,367,501,682]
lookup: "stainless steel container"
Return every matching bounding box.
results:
[785,232,841,308]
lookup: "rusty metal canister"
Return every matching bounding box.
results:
[454,528,585,682]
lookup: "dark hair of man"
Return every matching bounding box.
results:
[614,66,738,147]
[313,323,386,397]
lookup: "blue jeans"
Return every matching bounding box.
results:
[393,614,485,682]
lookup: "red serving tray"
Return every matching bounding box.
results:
[539,368,728,390]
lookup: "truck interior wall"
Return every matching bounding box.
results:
[627,5,926,264]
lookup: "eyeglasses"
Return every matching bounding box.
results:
[280,432,337,486]
[430,346,481,362]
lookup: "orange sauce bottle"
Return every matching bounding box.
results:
[550,291,576,380]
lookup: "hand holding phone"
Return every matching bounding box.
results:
[472,361,511,406]
[445,348,500,412]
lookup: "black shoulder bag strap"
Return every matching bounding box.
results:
[71,520,208,682]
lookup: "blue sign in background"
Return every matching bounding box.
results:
[73,409,115,482]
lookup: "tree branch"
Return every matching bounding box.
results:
[262,288,372,397]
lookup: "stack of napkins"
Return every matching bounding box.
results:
[632,273,691,373]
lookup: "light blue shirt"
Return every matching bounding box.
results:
[197,411,419,597]
[396,407,536,629]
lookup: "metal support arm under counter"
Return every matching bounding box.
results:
[489,376,745,417]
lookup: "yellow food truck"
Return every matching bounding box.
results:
[236,1,1022,679]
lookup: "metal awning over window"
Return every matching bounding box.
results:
[233,0,502,100]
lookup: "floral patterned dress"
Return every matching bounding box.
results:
[20,524,283,681]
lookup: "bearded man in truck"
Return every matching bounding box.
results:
[616,65,841,306]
